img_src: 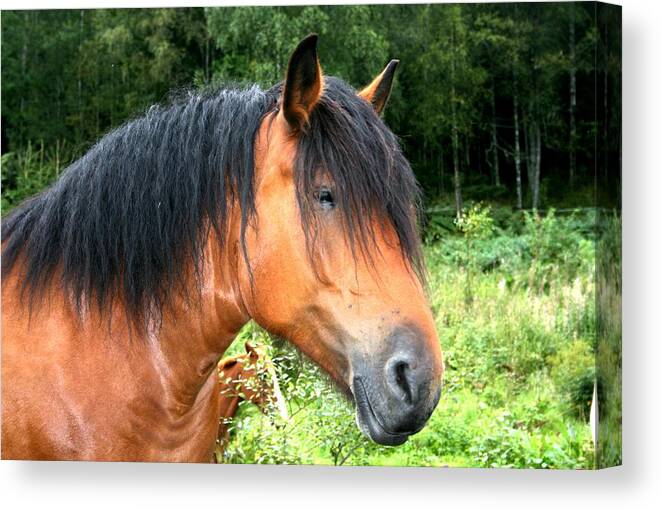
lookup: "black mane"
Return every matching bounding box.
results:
[1,77,423,327]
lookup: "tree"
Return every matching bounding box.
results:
[472,6,520,194]
[408,5,485,216]
[1,4,620,214]
[569,2,577,186]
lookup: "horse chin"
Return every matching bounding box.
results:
[352,377,409,446]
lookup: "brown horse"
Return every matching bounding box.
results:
[1,34,443,462]
[215,342,287,462]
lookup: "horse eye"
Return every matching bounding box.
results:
[315,187,335,209]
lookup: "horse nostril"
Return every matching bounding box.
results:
[388,358,415,405]
[395,362,412,404]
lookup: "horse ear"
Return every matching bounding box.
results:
[245,342,258,359]
[282,33,323,132]
[358,60,399,115]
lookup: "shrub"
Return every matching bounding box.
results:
[523,209,594,292]
[455,203,494,305]
[549,340,595,420]
[1,141,73,214]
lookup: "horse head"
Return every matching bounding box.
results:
[237,35,444,445]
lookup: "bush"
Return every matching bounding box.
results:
[523,209,595,292]
[455,203,494,305]
[469,398,592,469]
[549,340,595,420]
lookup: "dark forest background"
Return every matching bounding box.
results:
[1,2,621,214]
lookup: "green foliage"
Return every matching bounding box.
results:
[455,202,494,239]
[221,333,374,466]
[205,5,388,88]
[523,209,595,292]
[1,4,621,213]
[1,142,71,214]
[424,207,457,243]
[595,212,622,467]
[1,9,207,150]
[455,203,494,305]
[550,340,595,420]
[470,412,591,469]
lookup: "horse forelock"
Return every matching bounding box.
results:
[294,77,425,284]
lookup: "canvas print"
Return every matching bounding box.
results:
[0,2,621,468]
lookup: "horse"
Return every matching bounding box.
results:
[214,342,287,462]
[1,34,444,462]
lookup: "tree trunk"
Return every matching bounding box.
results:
[490,79,500,186]
[534,125,541,209]
[603,15,609,185]
[20,12,29,115]
[526,120,541,209]
[110,41,115,127]
[569,3,577,186]
[205,35,211,83]
[452,98,462,218]
[477,136,483,176]
[465,135,470,170]
[450,22,463,218]
[423,137,428,175]
[78,10,84,143]
[513,70,523,209]
[439,149,445,196]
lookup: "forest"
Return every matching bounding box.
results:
[1,3,621,212]
[0,3,621,468]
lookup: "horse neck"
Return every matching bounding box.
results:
[144,230,251,407]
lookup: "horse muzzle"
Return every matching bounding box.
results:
[350,325,443,446]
